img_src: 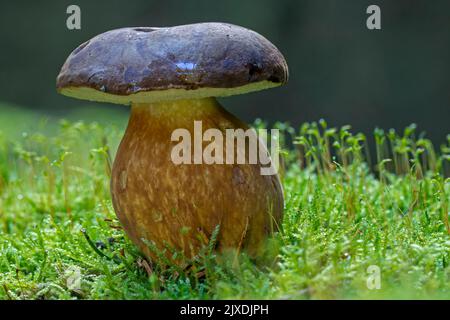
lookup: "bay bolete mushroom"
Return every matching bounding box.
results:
[56,22,288,265]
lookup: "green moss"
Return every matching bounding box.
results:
[0,107,448,299]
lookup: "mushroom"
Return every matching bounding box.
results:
[56,22,288,265]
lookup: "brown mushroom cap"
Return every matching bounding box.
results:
[56,22,289,105]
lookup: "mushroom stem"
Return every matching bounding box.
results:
[110,97,284,265]
[132,97,224,119]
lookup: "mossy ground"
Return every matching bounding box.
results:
[0,105,449,299]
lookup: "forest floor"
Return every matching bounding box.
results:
[0,105,448,299]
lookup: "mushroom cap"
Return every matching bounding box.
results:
[56,22,289,105]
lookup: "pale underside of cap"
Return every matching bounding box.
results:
[59,80,280,105]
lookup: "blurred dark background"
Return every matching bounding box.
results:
[0,0,449,143]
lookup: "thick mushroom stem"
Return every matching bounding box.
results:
[111,98,283,265]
